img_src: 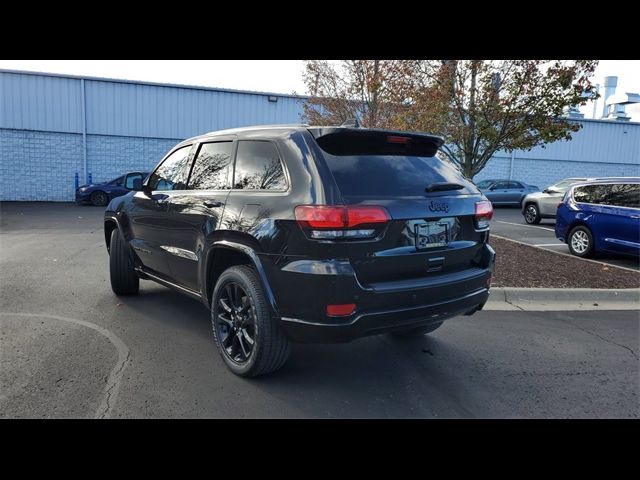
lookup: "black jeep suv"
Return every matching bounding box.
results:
[104,125,495,376]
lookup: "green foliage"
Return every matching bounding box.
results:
[302,60,599,177]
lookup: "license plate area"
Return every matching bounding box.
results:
[415,221,449,250]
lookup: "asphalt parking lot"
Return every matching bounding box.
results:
[491,207,640,272]
[1,202,638,418]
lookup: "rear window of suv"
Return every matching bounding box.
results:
[322,153,475,197]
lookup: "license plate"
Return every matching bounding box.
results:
[415,222,449,249]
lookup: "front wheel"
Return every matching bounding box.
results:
[109,229,140,295]
[524,203,541,224]
[390,321,444,338]
[568,225,595,258]
[211,265,290,377]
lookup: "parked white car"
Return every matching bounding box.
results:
[521,178,595,224]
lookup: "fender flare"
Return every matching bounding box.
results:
[104,213,123,251]
[206,240,279,315]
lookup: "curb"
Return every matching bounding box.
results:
[484,287,640,311]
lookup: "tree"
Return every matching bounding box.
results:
[302,60,599,178]
[301,60,410,128]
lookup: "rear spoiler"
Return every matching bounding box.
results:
[308,127,445,157]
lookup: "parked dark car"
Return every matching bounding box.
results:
[104,125,496,376]
[76,172,148,206]
[475,179,539,206]
[555,178,640,258]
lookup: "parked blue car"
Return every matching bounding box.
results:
[475,179,540,206]
[555,178,640,258]
[75,172,148,206]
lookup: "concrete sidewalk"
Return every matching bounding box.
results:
[485,287,640,311]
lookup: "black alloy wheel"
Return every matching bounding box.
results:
[215,281,257,364]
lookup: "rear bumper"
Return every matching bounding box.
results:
[280,287,489,343]
[269,243,495,343]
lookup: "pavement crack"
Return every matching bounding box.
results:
[560,319,638,360]
[97,349,131,419]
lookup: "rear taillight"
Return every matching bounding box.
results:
[475,201,493,229]
[295,205,390,240]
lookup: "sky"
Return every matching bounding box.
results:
[1,60,639,121]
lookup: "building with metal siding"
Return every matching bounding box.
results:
[1,69,305,201]
[1,68,639,201]
[475,118,640,187]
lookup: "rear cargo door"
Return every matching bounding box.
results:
[311,128,489,288]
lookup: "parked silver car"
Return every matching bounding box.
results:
[521,178,595,224]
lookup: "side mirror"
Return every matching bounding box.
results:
[489,186,497,191]
[542,188,550,194]
[125,173,144,191]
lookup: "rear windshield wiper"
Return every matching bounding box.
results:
[425,182,465,193]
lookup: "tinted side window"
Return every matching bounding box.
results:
[233,141,287,191]
[574,185,604,204]
[607,183,640,208]
[148,146,192,191]
[188,142,233,190]
[508,181,523,189]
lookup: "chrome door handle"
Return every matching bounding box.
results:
[203,200,223,208]
[630,215,640,219]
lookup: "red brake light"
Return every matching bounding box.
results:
[346,206,390,227]
[326,303,356,317]
[386,135,411,144]
[475,201,493,229]
[295,205,389,229]
[294,206,345,228]
[295,205,390,240]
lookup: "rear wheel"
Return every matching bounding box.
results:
[524,203,541,224]
[109,229,140,295]
[390,321,444,338]
[568,225,594,258]
[91,190,108,206]
[211,265,290,377]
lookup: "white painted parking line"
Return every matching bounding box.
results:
[534,243,566,247]
[495,221,555,232]
[491,234,640,273]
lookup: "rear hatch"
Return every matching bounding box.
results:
[309,127,490,289]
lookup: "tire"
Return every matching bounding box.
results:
[109,229,140,295]
[524,203,541,224]
[568,225,595,258]
[390,321,444,338]
[211,265,290,377]
[91,190,108,207]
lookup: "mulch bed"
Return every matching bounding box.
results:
[489,236,640,289]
